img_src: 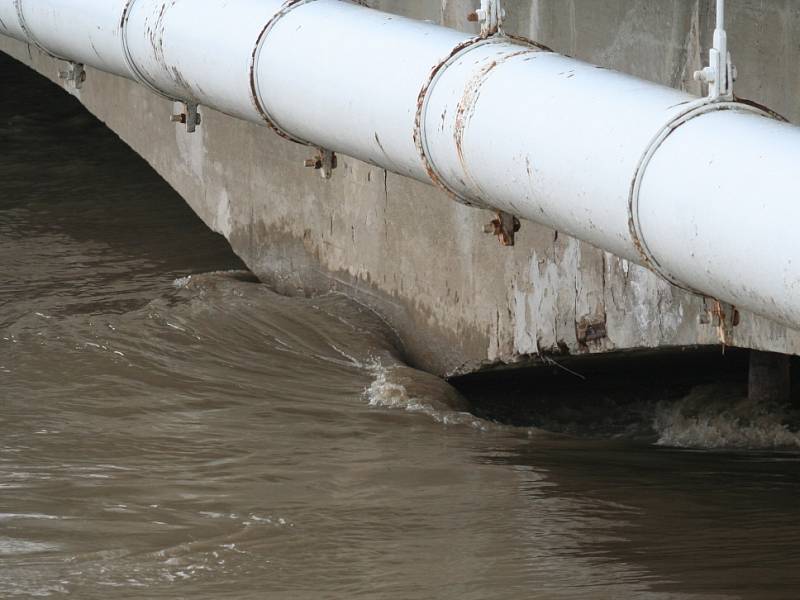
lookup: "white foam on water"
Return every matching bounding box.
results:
[0,537,58,556]
[0,513,61,521]
[653,385,800,450]
[363,360,526,432]
[363,361,478,427]
[172,275,192,289]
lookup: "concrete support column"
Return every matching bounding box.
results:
[748,350,791,404]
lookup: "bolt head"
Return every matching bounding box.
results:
[694,66,716,84]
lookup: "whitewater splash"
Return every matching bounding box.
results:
[174,274,800,452]
[362,361,513,431]
[653,385,800,450]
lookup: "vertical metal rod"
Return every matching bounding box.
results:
[694,0,733,99]
[714,0,727,79]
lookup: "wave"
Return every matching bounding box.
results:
[653,385,800,450]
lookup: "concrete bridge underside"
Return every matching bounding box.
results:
[3,0,800,378]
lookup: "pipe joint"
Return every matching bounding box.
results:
[248,0,368,179]
[12,0,57,58]
[627,98,777,292]
[414,35,549,210]
[121,0,180,101]
[249,0,319,146]
[249,0,370,144]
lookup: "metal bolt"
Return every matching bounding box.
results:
[170,113,200,126]
[303,149,337,178]
[693,66,716,84]
[171,104,201,132]
[467,1,505,35]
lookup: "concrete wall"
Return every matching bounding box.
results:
[3,0,800,377]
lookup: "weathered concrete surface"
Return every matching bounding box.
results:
[3,0,800,377]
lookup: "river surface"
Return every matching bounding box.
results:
[3,52,800,600]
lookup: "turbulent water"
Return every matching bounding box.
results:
[3,53,800,599]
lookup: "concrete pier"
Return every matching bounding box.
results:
[3,0,800,378]
[749,351,792,405]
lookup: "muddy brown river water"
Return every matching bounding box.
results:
[2,52,800,599]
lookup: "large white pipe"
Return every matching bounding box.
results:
[1,0,798,330]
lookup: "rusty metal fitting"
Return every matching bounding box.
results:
[483,211,520,246]
[303,148,337,179]
[171,102,201,133]
[467,0,505,38]
[702,298,740,348]
[58,62,86,90]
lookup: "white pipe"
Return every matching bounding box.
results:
[1,0,799,331]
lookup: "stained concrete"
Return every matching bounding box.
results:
[3,0,800,377]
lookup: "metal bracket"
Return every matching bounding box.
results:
[171,102,201,133]
[701,298,740,349]
[467,1,515,248]
[304,147,337,179]
[484,211,520,246]
[467,0,505,38]
[693,0,736,100]
[58,61,86,90]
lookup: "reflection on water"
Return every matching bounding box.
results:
[2,51,800,599]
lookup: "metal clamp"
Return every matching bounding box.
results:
[16,1,87,89]
[693,0,736,100]
[415,33,549,246]
[58,61,86,89]
[627,99,777,292]
[467,0,505,38]
[415,37,499,209]
[14,0,59,58]
[121,0,173,98]
[249,0,370,179]
[12,0,69,62]
[171,102,201,133]
[415,37,546,209]
[249,0,318,145]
